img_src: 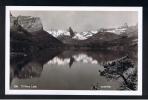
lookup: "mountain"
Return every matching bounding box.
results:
[103,23,128,35]
[73,31,98,40]
[102,24,137,38]
[47,24,137,50]
[10,15,63,56]
[105,27,127,35]
[47,30,70,38]
[83,31,137,49]
[126,25,138,37]
[47,27,98,41]
[86,32,121,42]
[47,23,137,41]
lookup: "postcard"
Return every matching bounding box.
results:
[5,6,142,95]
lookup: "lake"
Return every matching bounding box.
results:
[10,48,137,90]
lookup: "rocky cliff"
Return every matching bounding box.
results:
[10,15,63,56]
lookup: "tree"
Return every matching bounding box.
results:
[97,56,137,90]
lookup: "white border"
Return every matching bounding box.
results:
[5,6,143,95]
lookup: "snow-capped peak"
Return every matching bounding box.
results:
[105,24,128,35]
[90,30,98,34]
[72,31,98,40]
[47,26,128,41]
[47,29,98,40]
[106,27,127,35]
[47,29,70,37]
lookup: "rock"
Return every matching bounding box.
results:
[10,15,64,57]
[69,27,75,37]
[10,16,18,32]
[17,16,43,33]
[10,16,43,33]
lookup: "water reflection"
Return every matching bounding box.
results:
[10,48,63,81]
[10,48,137,90]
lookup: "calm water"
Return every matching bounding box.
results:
[10,48,137,90]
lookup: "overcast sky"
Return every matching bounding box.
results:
[11,11,138,32]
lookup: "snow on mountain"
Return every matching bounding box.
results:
[47,30,70,37]
[47,53,98,66]
[90,30,98,34]
[47,29,98,40]
[106,27,127,35]
[72,32,87,40]
[47,26,127,41]
[105,23,128,35]
[72,31,98,40]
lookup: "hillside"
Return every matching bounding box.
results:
[10,15,64,56]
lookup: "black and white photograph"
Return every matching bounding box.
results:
[5,6,142,95]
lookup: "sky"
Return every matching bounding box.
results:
[11,11,138,32]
